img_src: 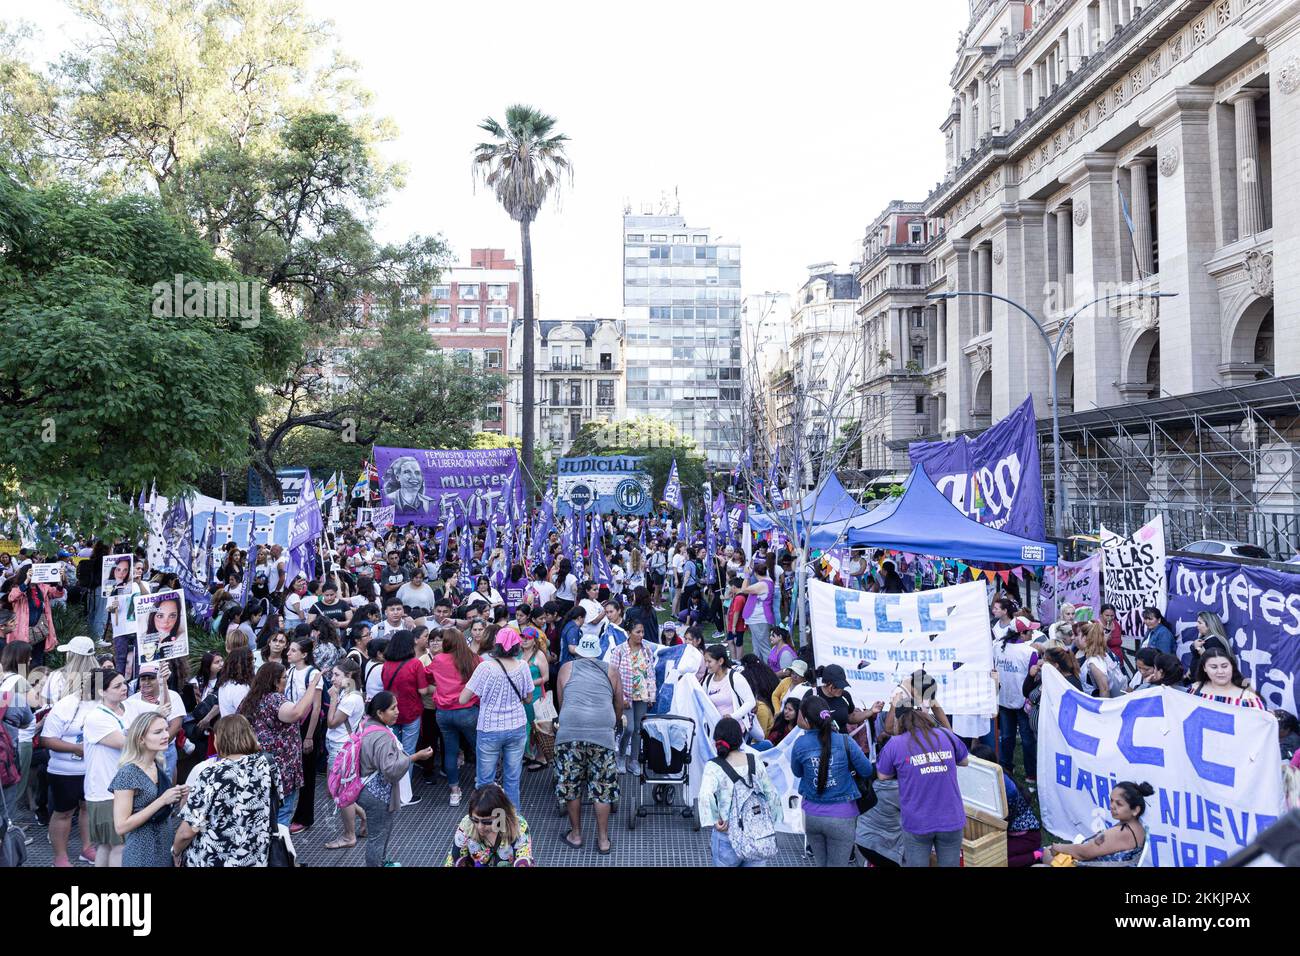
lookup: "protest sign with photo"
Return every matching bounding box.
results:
[373,446,521,526]
[1100,515,1166,646]
[30,563,63,584]
[135,588,189,664]
[808,578,996,716]
[1036,665,1284,866]
[1166,556,1300,717]
[1038,553,1102,625]
[101,553,134,597]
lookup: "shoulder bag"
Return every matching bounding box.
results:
[843,734,877,814]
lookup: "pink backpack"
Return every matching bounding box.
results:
[327,722,389,808]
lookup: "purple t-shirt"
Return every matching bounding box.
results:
[876,729,969,834]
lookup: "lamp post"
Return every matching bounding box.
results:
[925,289,1177,542]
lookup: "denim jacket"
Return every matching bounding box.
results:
[790,731,873,805]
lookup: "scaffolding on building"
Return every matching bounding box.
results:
[889,376,1300,558]
[1044,376,1300,556]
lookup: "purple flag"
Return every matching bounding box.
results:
[908,395,1045,540]
[664,458,683,510]
[289,469,324,550]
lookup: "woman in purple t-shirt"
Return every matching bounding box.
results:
[876,705,969,867]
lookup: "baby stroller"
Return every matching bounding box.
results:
[628,715,699,831]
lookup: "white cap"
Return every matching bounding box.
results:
[56,635,96,657]
[574,632,603,659]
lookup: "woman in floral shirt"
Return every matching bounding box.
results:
[173,715,281,867]
[237,662,320,825]
[609,618,656,775]
[445,784,534,867]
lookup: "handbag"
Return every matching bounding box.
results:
[843,735,877,814]
[532,691,557,725]
[0,771,26,868]
[266,775,298,868]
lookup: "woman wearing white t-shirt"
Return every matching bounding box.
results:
[215,647,256,719]
[324,659,367,849]
[282,576,312,629]
[83,669,131,867]
[524,565,557,610]
[40,668,102,867]
[577,581,606,640]
[552,559,578,616]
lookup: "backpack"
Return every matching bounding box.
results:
[715,753,778,862]
[327,721,389,809]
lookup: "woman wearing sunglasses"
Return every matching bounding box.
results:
[444,783,534,867]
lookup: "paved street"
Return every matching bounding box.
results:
[19,761,812,868]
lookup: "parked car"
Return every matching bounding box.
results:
[1182,539,1273,561]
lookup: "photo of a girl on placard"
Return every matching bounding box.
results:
[137,590,188,664]
[101,553,133,597]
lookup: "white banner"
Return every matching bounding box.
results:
[30,563,63,584]
[148,494,296,570]
[1036,666,1284,867]
[669,675,805,834]
[1101,515,1167,646]
[808,579,996,716]
[1038,553,1102,625]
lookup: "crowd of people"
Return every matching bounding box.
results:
[1,507,1297,869]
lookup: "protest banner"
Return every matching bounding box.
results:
[908,395,1045,540]
[1036,665,1284,866]
[668,674,805,834]
[30,563,63,584]
[556,455,653,517]
[135,588,189,665]
[808,578,996,716]
[373,446,520,526]
[100,554,134,597]
[1166,556,1300,716]
[1100,515,1166,646]
[1038,553,1102,624]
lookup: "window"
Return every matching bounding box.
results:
[458,282,479,300]
[488,307,509,323]
[672,234,688,243]
[431,306,451,324]
[597,380,615,406]
[915,396,926,414]
[599,352,613,370]
[430,285,450,300]
[484,349,502,369]
[910,223,924,244]
[484,403,503,422]
[626,234,644,243]
[693,235,707,244]
[650,234,667,242]
[458,306,479,324]
[453,349,473,364]
[488,284,509,300]
[912,313,925,329]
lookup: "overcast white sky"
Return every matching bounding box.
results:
[6,0,969,317]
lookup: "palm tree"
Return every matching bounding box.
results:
[473,105,571,495]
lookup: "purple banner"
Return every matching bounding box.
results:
[374,446,519,526]
[908,395,1045,541]
[1038,553,1102,625]
[1166,557,1300,717]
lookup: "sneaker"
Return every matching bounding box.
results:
[400,795,422,808]
[628,760,642,777]
[77,852,97,865]
[289,823,307,835]
[182,739,196,755]
[449,790,462,807]
[53,856,73,868]
[382,860,403,867]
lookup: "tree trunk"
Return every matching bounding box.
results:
[520,216,536,498]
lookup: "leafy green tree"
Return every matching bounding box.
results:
[472,105,571,496]
[0,171,300,540]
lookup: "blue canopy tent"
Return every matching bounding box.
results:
[807,465,1058,565]
[748,473,863,532]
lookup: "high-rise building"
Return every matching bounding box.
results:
[622,211,742,464]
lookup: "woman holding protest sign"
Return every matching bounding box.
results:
[1189,646,1265,708]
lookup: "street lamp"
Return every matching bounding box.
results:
[925,289,1177,542]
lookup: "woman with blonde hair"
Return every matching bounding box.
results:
[111,712,185,867]
[1078,621,1113,698]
